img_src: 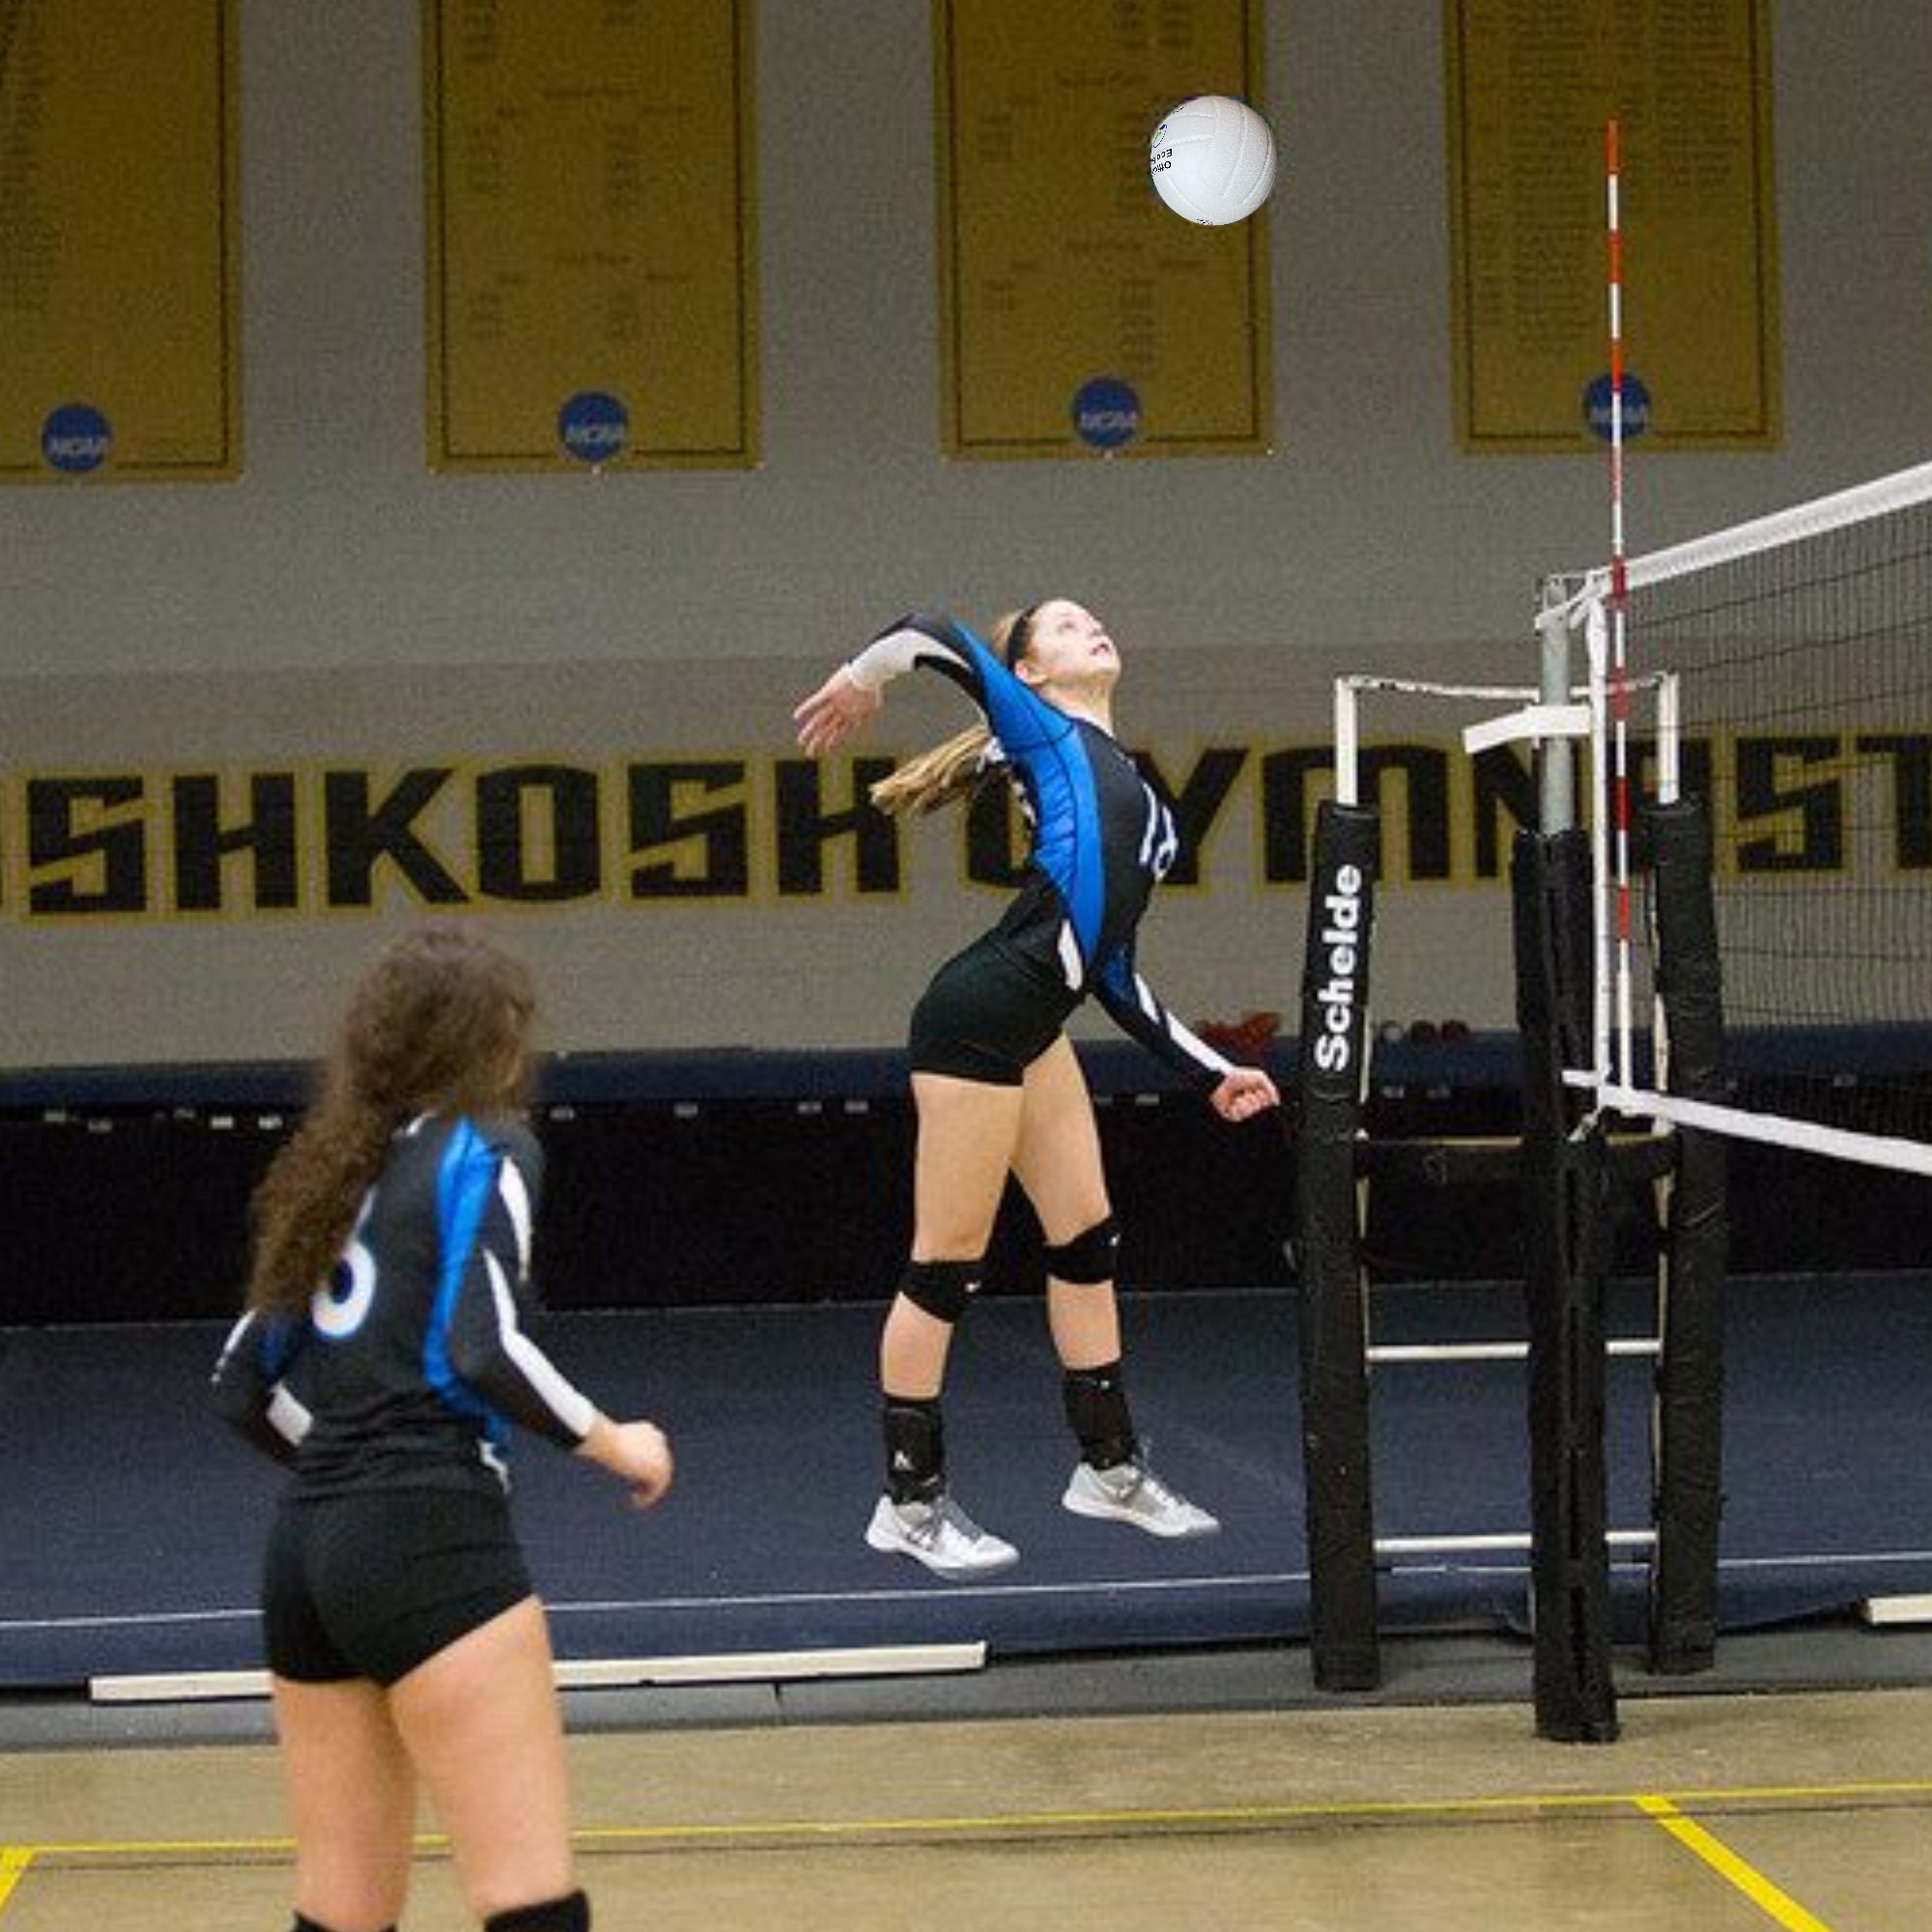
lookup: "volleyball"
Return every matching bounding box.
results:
[1149,96,1276,226]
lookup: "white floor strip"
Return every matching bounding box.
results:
[89,1641,988,1704]
[1861,1595,1932,1627]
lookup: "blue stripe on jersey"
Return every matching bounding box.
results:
[425,1120,511,1451]
[258,1313,305,1377]
[1096,946,1135,1004]
[943,624,1107,959]
[1024,727,1106,960]
[952,624,1066,753]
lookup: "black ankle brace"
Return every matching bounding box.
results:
[882,1396,946,1503]
[1063,1361,1137,1469]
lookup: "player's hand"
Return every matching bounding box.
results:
[793,666,882,754]
[581,1416,675,1509]
[1208,1066,1279,1123]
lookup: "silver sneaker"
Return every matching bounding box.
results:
[866,1492,1020,1577]
[1062,1457,1220,1538]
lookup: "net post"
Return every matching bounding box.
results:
[1333,676,1362,808]
[1513,824,1620,1743]
[1294,798,1380,1691]
[1535,578,1578,834]
[1643,796,1728,1674]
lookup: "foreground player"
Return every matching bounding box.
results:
[795,602,1278,1577]
[213,924,672,1932]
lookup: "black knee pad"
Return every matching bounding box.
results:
[292,1918,394,1932]
[1044,1215,1120,1285]
[485,1891,589,1932]
[899,1256,984,1322]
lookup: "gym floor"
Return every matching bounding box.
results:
[6,1650,1932,1930]
[8,1275,1932,1926]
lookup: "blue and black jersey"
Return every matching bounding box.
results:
[847,611,1234,1091]
[212,1114,595,1495]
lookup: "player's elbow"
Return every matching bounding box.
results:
[447,1325,512,1397]
[210,1366,263,1435]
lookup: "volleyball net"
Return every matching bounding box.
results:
[1560,458,1932,1171]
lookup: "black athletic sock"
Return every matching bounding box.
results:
[1063,1361,1138,1470]
[882,1396,946,1503]
[485,1889,590,1932]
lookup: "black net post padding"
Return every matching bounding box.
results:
[1293,800,1380,1692]
[1512,827,1620,1743]
[1645,796,1729,1675]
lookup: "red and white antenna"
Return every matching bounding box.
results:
[1605,118,1634,1088]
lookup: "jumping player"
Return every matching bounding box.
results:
[794,602,1278,1577]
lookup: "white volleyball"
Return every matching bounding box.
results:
[1149,95,1276,226]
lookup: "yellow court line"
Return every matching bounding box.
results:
[1637,1797,1839,1932]
[566,1776,1932,1846]
[0,1847,37,1916]
[15,1778,1932,1863]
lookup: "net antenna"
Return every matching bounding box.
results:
[1541,119,1932,1177]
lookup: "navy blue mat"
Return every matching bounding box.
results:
[4,1279,1930,1688]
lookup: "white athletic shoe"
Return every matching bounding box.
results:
[1062,1457,1220,1539]
[866,1493,1020,1578]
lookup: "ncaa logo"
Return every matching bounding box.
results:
[557,389,630,464]
[41,402,112,474]
[1584,371,1651,441]
[1072,376,1141,450]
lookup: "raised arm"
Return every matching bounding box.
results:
[794,611,1065,755]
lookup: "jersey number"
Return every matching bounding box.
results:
[1139,788,1179,881]
[312,1197,377,1340]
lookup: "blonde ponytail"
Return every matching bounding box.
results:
[869,725,994,817]
[867,606,1036,818]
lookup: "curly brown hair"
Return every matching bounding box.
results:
[244,923,537,1318]
[868,606,1037,818]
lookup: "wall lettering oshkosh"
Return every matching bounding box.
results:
[3,731,1925,919]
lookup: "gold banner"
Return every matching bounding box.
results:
[0,0,240,482]
[424,0,758,471]
[1447,0,1778,451]
[936,0,1271,459]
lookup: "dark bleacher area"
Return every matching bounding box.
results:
[2,1031,1929,1326]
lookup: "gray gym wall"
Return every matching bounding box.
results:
[2,0,1926,1065]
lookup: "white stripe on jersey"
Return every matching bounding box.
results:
[1057,920,1084,990]
[497,1156,535,1278]
[215,1310,255,1370]
[1135,973,1236,1077]
[482,1251,596,1441]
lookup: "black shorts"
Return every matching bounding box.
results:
[909,936,1080,1086]
[263,1485,533,1688]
